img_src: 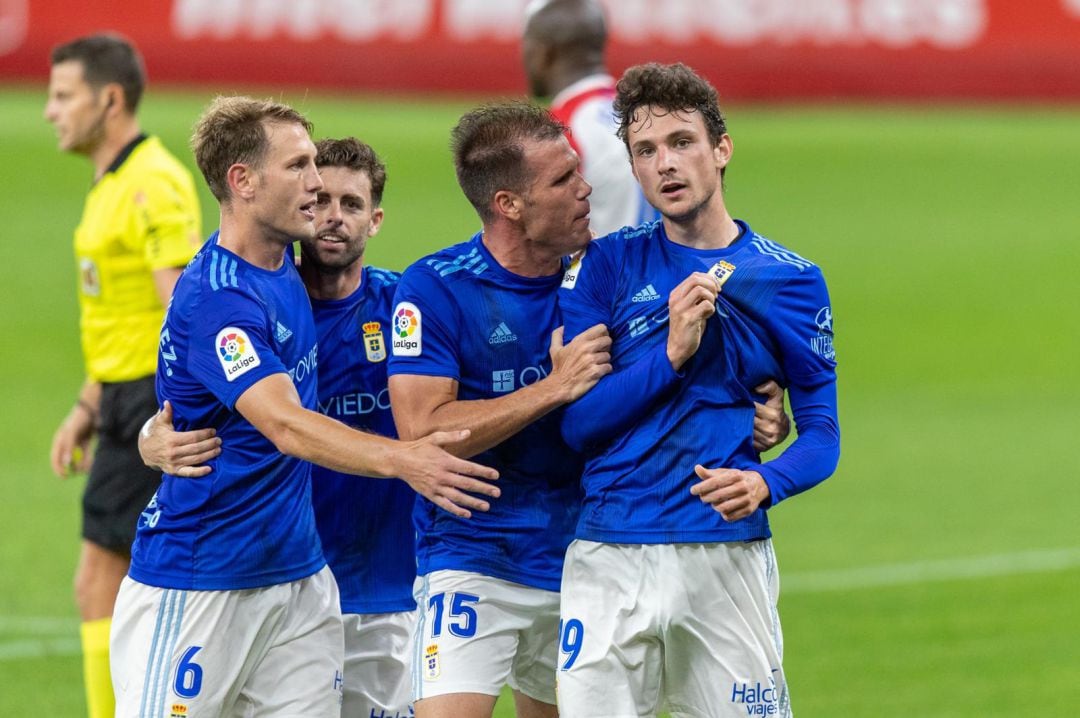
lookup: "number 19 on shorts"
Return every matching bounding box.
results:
[558,618,583,670]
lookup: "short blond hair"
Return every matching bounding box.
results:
[191,95,313,202]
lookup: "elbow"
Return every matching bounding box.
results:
[261,416,308,459]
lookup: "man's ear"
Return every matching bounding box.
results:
[227,163,257,201]
[492,190,523,221]
[368,207,385,238]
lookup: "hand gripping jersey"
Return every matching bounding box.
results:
[387,234,583,591]
[130,232,324,590]
[558,221,840,544]
[549,75,660,237]
[310,266,417,614]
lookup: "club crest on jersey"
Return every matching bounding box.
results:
[362,321,387,362]
[562,250,585,289]
[707,260,736,289]
[392,302,422,357]
[811,306,835,360]
[216,327,261,381]
[425,643,440,680]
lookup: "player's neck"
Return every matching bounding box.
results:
[550,64,608,100]
[663,198,739,250]
[216,213,289,271]
[90,119,141,182]
[481,227,562,278]
[301,260,363,301]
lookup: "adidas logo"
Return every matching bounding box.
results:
[488,322,518,345]
[631,284,661,303]
[275,321,293,343]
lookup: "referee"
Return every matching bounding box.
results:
[44,34,201,718]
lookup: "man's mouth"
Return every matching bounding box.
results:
[660,181,686,197]
[316,231,348,244]
[299,201,316,220]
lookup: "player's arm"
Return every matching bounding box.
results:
[49,379,102,478]
[389,324,612,458]
[137,400,221,477]
[236,372,500,519]
[692,268,840,519]
[558,272,717,452]
[691,381,838,521]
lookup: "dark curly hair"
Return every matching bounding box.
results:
[450,102,567,222]
[614,62,727,152]
[315,137,387,207]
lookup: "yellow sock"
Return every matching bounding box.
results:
[80,618,115,718]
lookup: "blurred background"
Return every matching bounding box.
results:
[1,0,1078,715]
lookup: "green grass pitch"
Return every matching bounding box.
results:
[1,85,1078,716]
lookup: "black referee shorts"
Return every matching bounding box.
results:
[82,376,162,555]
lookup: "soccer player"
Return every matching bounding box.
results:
[110,97,498,717]
[141,136,419,717]
[556,63,841,717]
[522,0,659,235]
[387,102,611,718]
[44,33,201,718]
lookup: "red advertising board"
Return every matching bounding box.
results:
[2,0,1079,99]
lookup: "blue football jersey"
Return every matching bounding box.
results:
[559,220,840,544]
[387,233,582,592]
[310,265,416,614]
[131,232,325,590]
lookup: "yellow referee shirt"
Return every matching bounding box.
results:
[74,135,201,382]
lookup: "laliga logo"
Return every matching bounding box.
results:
[392,302,422,357]
[219,332,247,362]
[216,327,261,381]
[394,307,417,338]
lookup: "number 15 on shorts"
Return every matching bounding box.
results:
[558,618,583,670]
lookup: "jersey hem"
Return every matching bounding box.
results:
[574,527,772,544]
[128,557,325,591]
[417,557,561,593]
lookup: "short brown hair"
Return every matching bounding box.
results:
[450,102,566,222]
[51,34,145,113]
[614,62,728,151]
[191,96,313,203]
[315,137,388,207]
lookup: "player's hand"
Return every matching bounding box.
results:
[752,380,791,452]
[547,324,612,402]
[391,429,500,519]
[666,273,720,371]
[690,465,770,522]
[49,405,95,478]
[138,400,221,477]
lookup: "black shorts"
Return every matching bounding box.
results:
[82,377,162,555]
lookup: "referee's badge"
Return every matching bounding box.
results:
[362,321,386,363]
[424,643,441,680]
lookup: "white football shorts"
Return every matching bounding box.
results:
[342,610,414,718]
[111,566,344,718]
[557,540,791,718]
[411,570,560,705]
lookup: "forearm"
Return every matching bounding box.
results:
[398,378,568,459]
[752,380,840,506]
[562,343,680,452]
[269,404,402,479]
